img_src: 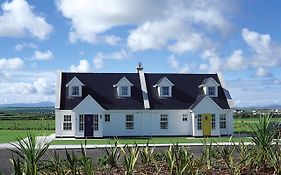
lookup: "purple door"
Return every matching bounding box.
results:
[84,114,93,137]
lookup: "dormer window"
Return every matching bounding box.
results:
[161,86,170,96]
[153,77,174,98]
[71,86,80,96]
[199,77,220,97]
[113,76,133,98]
[208,87,215,96]
[66,76,84,98]
[121,86,129,96]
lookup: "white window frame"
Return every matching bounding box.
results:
[182,114,188,121]
[63,115,72,130]
[93,115,99,130]
[160,114,168,129]
[126,114,134,130]
[211,114,216,129]
[197,114,202,130]
[161,86,170,97]
[79,114,84,131]
[121,86,129,96]
[208,86,216,96]
[105,114,111,122]
[219,114,226,129]
[71,86,80,97]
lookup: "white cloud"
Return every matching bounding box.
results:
[15,42,37,51]
[168,55,189,73]
[201,49,247,73]
[93,50,131,69]
[104,35,122,45]
[33,50,53,61]
[255,67,273,77]
[242,28,281,68]
[70,59,91,72]
[0,0,52,39]
[225,50,247,71]
[33,77,55,95]
[57,0,234,53]
[0,57,24,70]
[0,77,55,95]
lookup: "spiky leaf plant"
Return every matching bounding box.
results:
[120,143,139,175]
[249,114,276,168]
[9,132,49,175]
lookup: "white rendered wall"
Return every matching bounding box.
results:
[55,110,75,137]
[191,96,223,137]
[73,95,105,137]
[103,110,192,137]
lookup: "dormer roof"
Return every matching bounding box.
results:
[199,77,220,88]
[113,76,133,87]
[153,77,175,87]
[65,76,84,87]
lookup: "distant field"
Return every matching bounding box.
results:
[0,130,54,143]
[0,119,54,130]
[234,117,281,133]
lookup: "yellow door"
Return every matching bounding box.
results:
[202,114,211,136]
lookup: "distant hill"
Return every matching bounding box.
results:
[0,101,54,108]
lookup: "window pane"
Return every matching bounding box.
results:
[197,114,202,130]
[160,114,168,129]
[161,86,169,96]
[212,114,216,129]
[126,115,134,129]
[121,86,128,96]
[79,114,84,131]
[208,87,215,96]
[94,115,99,130]
[220,114,226,129]
[105,114,110,122]
[182,114,188,121]
[72,86,79,96]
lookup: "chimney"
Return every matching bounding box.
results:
[136,63,150,109]
[136,62,143,73]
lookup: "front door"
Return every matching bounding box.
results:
[84,114,93,137]
[202,114,211,136]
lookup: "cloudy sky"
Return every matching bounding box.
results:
[0,0,280,107]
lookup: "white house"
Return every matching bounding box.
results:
[55,65,234,138]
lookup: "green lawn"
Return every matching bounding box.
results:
[51,136,251,145]
[0,119,54,130]
[0,130,54,143]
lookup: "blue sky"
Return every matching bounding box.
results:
[0,0,280,107]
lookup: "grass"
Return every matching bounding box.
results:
[51,136,251,145]
[0,130,54,143]
[0,119,54,130]
[234,117,281,133]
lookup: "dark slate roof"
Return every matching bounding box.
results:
[60,73,144,110]
[59,72,230,110]
[144,73,229,110]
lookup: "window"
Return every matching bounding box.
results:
[121,86,128,96]
[182,114,188,121]
[63,115,72,130]
[212,114,216,129]
[126,115,134,130]
[71,86,80,96]
[94,115,99,130]
[79,114,84,131]
[208,87,215,96]
[220,114,226,129]
[161,86,169,96]
[160,114,168,129]
[105,114,111,122]
[197,114,202,130]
